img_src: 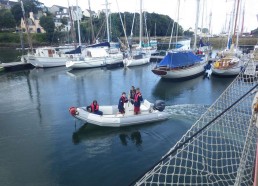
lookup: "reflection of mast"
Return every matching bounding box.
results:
[35,76,42,124]
[20,0,33,52]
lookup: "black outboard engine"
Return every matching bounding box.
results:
[153,100,166,111]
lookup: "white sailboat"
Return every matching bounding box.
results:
[123,0,150,67]
[66,0,123,69]
[28,47,81,68]
[27,0,82,68]
[66,46,122,69]
[151,0,207,80]
[212,0,244,76]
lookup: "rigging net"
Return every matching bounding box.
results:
[133,58,258,185]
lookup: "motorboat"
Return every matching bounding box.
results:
[69,100,169,127]
[152,50,207,79]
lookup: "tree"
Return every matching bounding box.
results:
[0,9,16,29]
[251,28,258,36]
[39,15,55,42]
[11,0,42,25]
[184,29,194,37]
[202,28,209,34]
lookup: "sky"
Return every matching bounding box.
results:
[34,0,258,34]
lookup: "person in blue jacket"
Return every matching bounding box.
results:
[118,92,128,114]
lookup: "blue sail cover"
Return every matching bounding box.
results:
[157,51,202,68]
[65,46,81,54]
[85,42,110,48]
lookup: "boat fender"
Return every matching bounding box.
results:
[69,107,78,116]
[153,100,166,111]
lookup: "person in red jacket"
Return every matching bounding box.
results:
[133,88,143,115]
[89,100,103,115]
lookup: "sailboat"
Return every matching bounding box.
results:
[27,0,82,68]
[151,0,207,80]
[123,0,150,67]
[66,0,123,69]
[212,0,244,76]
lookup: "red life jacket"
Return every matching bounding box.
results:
[134,92,141,102]
[121,96,126,104]
[91,103,99,112]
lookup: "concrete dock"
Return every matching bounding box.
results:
[0,61,33,71]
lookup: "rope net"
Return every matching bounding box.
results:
[134,58,258,185]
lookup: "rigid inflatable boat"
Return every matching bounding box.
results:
[69,100,169,127]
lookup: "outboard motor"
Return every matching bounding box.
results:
[153,100,166,111]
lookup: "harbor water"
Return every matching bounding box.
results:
[0,64,234,186]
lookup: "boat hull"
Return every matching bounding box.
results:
[152,61,207,79]
[70,100,169,127]
[123,57,150,67]
[28,55,67,68]
[66,56,123,69]
[212,66,241,76]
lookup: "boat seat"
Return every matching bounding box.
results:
[140,99,153,111]
[99,105,118,115]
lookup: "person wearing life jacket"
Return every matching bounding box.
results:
[133,88,143,115]
[129,86,136,104]
[118,92,128,114]
[90,100,103,115]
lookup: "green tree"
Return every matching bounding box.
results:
[202,28,209,34]
[251,28,258,36]
[11,0,42,24]
[39,15,55,42]
[184,29,194,37]
[0,9,16,29]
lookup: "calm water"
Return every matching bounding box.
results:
[0,64,234,186]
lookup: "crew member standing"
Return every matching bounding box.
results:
[118,92,128,114]
[133,88,143,115]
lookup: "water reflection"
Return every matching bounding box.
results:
[119,131,142,147]
[72,124,143,147]
[152,77,203,100]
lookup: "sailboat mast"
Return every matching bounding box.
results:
[20,0,33,52]
[105,0,110,42]
[139,0,142,48]
[88,0,95,43]
[175,0,180,45]
[76,0,81,46]
[233,0,240,37]
[194,0,200,50]
[67,0,76,47]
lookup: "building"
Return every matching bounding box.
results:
[20,12,45,33]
